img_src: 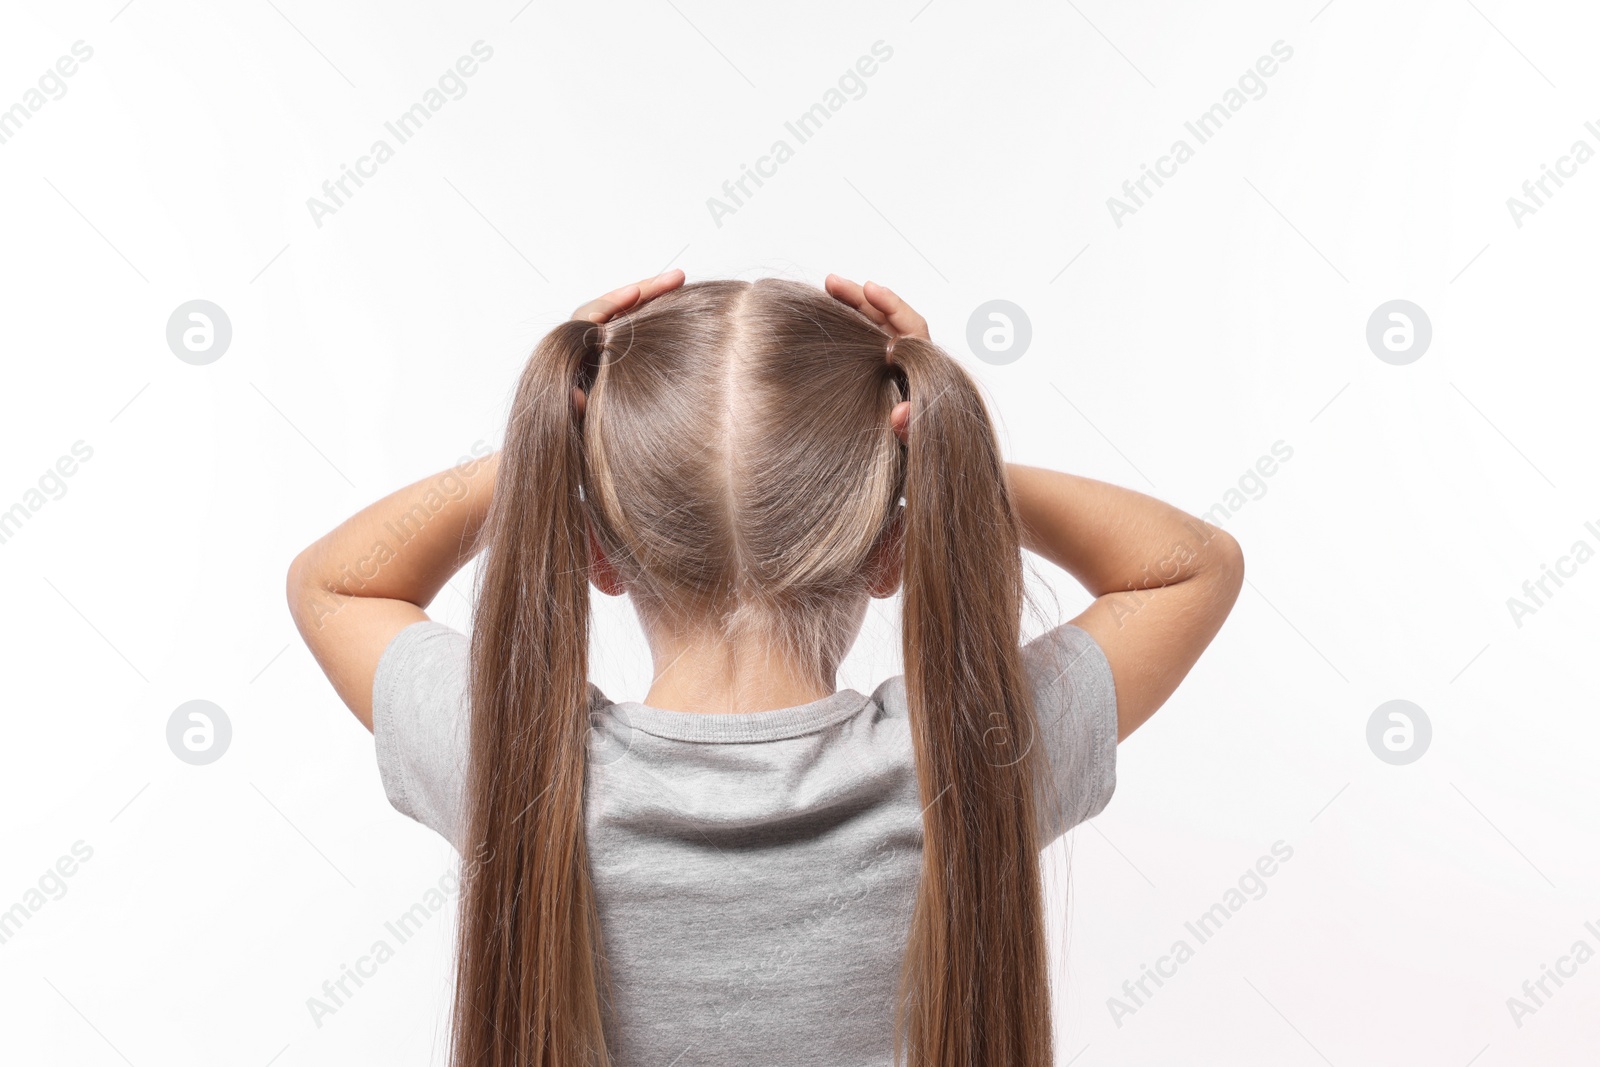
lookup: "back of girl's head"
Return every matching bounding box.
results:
[580,278,904,678]
[457,276,1057,1067]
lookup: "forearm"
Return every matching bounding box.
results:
[1007,462,1243,740]
[1006,463,1237,597]
[288,452,499,619]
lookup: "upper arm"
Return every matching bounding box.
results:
[286,551,429,732]
[1068,528,1244,742]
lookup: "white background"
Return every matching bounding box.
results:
[2,1,1596,1064]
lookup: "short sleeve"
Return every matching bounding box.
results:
[1020,622,1118,845]
[372,620,612,852]
[372,620,474,850]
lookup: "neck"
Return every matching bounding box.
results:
[642,636,835,715]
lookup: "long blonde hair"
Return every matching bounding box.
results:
[457,278,1052,1066]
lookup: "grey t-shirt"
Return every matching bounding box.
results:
[373,619,1118,1067]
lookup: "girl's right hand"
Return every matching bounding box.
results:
[824,275,931,342]
[823,275,923,441]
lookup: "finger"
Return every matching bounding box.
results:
[572,283,641,324]
[572,269,686,324]
[824,273,891,330]
[635,267,685,304]
[890,400,910,443]
[826,273,890,328]
[862,281,930,340]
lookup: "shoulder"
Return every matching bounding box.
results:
[371,620,614,851]
[866,623,1113,721]
[864,622,1117,844]
[374,620,615,712]
[868,673,910,719]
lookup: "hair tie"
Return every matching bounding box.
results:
[576,321,606,393]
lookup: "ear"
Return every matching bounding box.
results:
[587,522,626,597]
[866,506,904,599]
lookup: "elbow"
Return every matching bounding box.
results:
[285,547,318,628]
[1209,529,1245,603]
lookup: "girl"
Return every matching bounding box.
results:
[287,270,1243,1067]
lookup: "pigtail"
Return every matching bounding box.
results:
[455,318,612,1067]
[888,337,1052,1067]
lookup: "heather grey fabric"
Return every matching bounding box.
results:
[373,619,1117,1066]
